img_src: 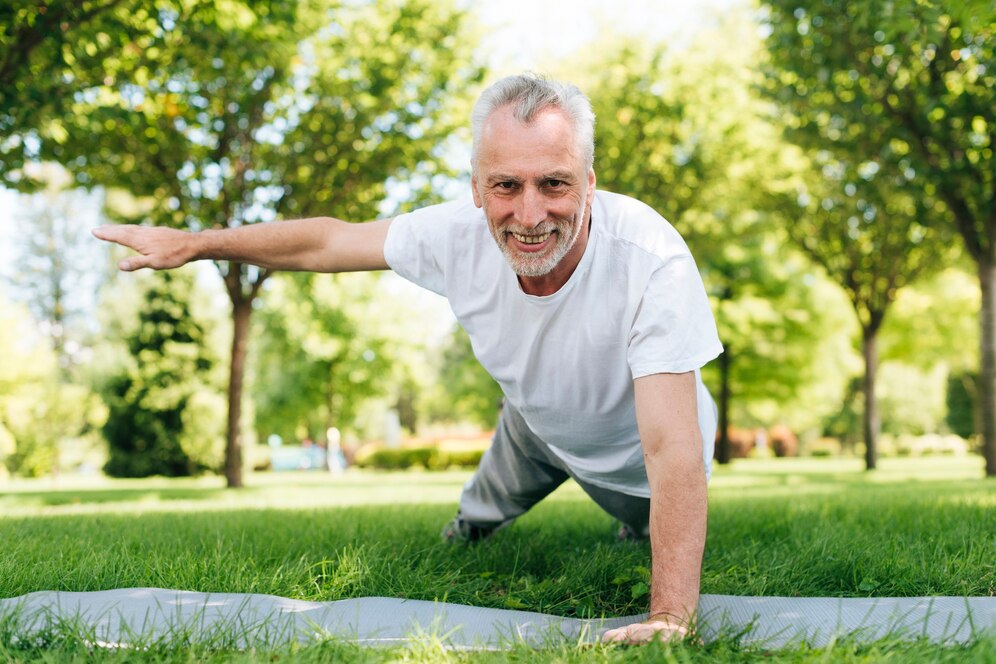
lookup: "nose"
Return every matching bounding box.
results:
[515,186,546,229]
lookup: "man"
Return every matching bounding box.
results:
[93,74,723,644]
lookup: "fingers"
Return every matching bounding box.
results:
[91,224,190,271]
[93,225,150,271]
[118,256,148,272]
[602,620,688,645]
[90,225,114,241]
[92,225,139,251]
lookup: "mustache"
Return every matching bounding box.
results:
[500,218,572,236]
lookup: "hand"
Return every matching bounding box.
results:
[92,225,195,271]
[602,618,689,645]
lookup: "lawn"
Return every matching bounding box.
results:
[0,455,993,662]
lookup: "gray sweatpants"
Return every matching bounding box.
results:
[457,404,651,533]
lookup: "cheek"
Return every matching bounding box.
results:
[483,196,514,220]
[553,192,586,218]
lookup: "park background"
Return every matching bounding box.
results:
[0,0,993,486]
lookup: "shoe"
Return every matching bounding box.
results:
[441,514,498,543]
[617,523,650,542]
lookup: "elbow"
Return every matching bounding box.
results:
[644,433,705,477]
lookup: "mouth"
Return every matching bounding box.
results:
[509,230,554,246]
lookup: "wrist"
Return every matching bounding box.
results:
[646,612,690,630]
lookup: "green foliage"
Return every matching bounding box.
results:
[252,272,399,443]
[0,292,102,477]
[760,0,995,473]
[578,20,847,436]
[353,445,483,470]
[877,363,948,436]
[760,0,992,261]
[36,0,483,228]
[100,270,217,477]
[431,325,504,429]
[946,371,977,439]
[13,0,483,485]
[7,166,111,374]
[879,267,979,371]
[0,0,159,186]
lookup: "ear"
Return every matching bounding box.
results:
[471,174,483,208]
[587,168,596,197]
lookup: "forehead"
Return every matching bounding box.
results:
[476,106,582,175]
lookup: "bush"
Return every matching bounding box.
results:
[806,437,842,457]
[768,425,799,457]
[945,371,977,439]
[100,272,215,478]
[722,428,755,459]
[440,449,486,468]
[354,444,484,470]
[3,382,100,477]
[890,433,969,457]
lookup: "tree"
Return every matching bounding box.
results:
[0,290,101,477]
[33,0,482,486]
[252,272,391,445]
[0,0,182,188]
[432,325,504,429]
[760,0,994,474]
[100,270,216,477]
[7,164,109,374]
[880,267,979,439]
[765,145,951,468]
[580,20,838,462]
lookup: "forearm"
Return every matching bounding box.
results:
[194,217,391,272]
[94,216,392,273]
[646,449,707,625]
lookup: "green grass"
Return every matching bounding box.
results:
[0,456,993,662]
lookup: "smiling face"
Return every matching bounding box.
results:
[472,105,596,295]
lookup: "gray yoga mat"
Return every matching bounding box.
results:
[1,589,992,649]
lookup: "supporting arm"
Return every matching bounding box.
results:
[603,371,707,644]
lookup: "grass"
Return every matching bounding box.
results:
[0,455,993,662]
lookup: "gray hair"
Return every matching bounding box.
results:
[470,74,596,172]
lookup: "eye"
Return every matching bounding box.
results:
[496,181,518,190]
[545,179,565,188]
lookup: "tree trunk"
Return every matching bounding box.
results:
[979,260,996,477]
[225,297,252,488]
[861,327,880,471]
[715,347,731,465]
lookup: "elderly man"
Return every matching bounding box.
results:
[94,74,722,644]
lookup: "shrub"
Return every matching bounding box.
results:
[100,272,215,478]
[806,437,842,457]
[439,448,485,468]
[768,425,799,457]
[354,444,484,470]
[723,428,755,459]
[892,433,969,457]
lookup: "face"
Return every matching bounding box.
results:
[472,106,596,291]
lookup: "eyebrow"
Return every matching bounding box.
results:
[484,174,522,185]
[484,171,577,185]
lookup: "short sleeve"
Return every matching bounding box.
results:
[627,255,723,378]
[383,202,454,297]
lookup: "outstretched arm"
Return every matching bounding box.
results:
[92,217,394,273]
[602,371,707,644]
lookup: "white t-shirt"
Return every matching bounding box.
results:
[384,190,723,497]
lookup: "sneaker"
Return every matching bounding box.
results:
[617,523,650,542]
[441,515,498,543]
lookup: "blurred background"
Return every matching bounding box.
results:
[0,0,992,485]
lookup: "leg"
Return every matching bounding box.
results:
[448,404,569,539]
[574,480,651,539]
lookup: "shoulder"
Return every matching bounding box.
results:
[592,190,692,263]
[391,195,484,234]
